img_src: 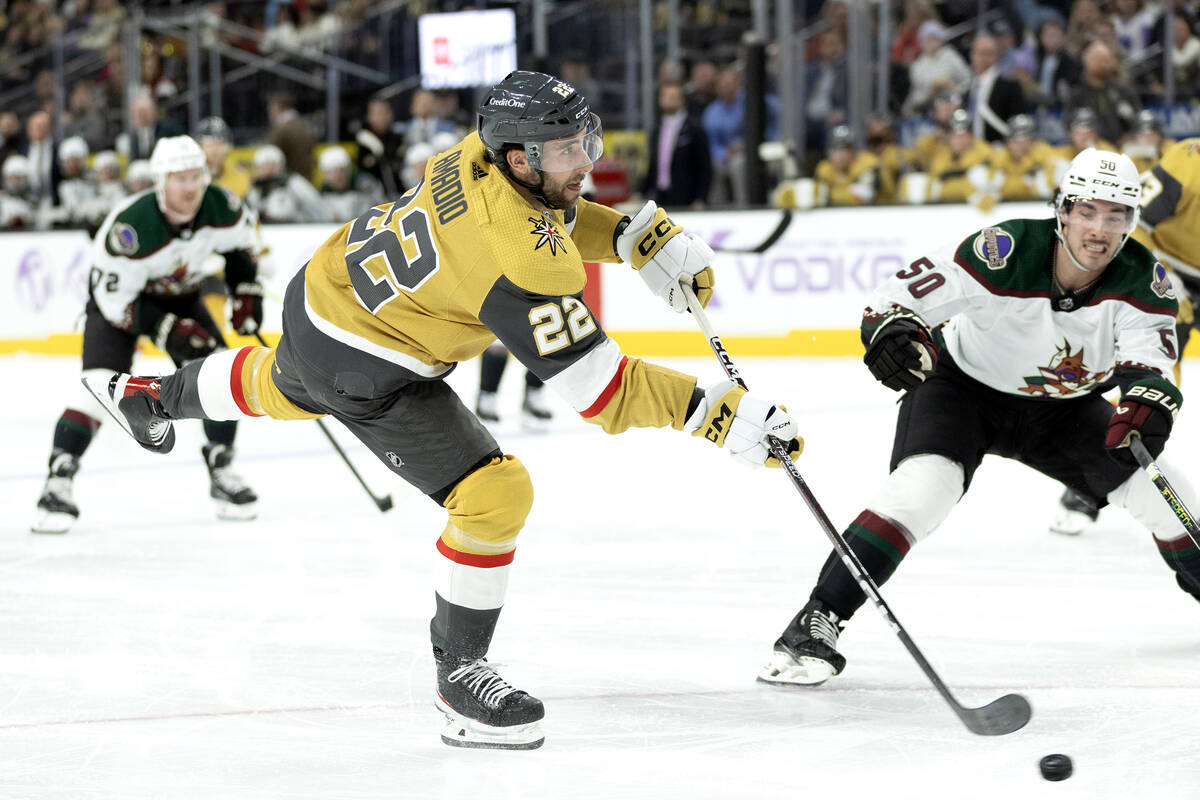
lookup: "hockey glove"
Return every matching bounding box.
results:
[1105,383,1180,468]
[616,200,715,313]
[153,314,217,362]
[687,379,804,468]
[230,282,264,335]
[863,313,938,392]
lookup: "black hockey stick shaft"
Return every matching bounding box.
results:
[710,209,793,254]
[1129,435,1200,545]
[253,332,393,512]
[681,286,1031,736]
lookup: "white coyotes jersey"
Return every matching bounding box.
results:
[90,186,260,328]
[868,218,1179,399]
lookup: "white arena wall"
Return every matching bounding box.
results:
[1,201,1194,358]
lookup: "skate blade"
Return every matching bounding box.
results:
[81,372,133,440]
[756,652,837,686]
[31,510,77,534]
[215,500,259,521]
[435,700,545,750]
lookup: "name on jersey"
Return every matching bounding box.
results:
[429,149,467,225]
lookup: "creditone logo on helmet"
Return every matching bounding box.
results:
[972,227,1015,270]
[489,97,523,107]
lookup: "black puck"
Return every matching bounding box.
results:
[1039,754,1073,781]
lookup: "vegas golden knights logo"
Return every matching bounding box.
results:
[705,402,733,443]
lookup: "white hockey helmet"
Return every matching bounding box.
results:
[1054,147,1142,268]
[317,145,351,173]
[150,136,210,209]
[58,135,89,163]
[2,154,31,179]
[430,130,459,155]
[93,150,119,175]
[253,144,286,171]
[126,159,154,190]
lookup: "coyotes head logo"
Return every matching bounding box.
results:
[1018,340,1109,397]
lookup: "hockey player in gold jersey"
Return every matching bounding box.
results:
[83,71,804,750]
[814,125,880,206]
[990,114,1055,201]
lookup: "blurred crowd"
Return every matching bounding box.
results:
[0,84,468,231]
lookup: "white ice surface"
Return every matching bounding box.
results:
[2,353,1199,799]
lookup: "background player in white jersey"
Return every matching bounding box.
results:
[759,148,1198,687]
[33,136,265,534]
[83,71,802,750]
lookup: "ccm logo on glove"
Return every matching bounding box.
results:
[637,217,677,258]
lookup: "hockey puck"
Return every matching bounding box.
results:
[1039,754,1073,781]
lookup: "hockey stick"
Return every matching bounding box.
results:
[681,286,1031,736]
[709,209,793,255]
[1129,435,1200,546]
[253,333,393,512]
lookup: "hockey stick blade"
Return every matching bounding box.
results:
[688,285,1031,736]
[711,210,792,254]
[957,692,1033,736]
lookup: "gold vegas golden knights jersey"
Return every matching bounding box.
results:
[1135,138,1200,285]
[814,151,880,205]
[989,141,1055,200]
[299,131,699,434]
[925,138,993,202]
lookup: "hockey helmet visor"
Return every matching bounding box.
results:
[527,112,603,172]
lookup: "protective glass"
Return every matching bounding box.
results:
[1064,198,1136,234]
[529,112,603,172]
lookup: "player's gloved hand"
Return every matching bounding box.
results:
[616,200,715,313]
[687,379,804,468]
[863,312,938,392]
[230,282,264,335]
[1105,383,1180,468]
[153,313,217,361]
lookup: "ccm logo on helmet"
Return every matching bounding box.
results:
[637,218,675,257]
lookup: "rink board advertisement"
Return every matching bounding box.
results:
[1,202,1192,358]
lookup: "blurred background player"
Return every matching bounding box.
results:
[51,135,97,229]
[246,143,324,223]
[814,124,879,206]
[1124,109,1169,174]
[1053,107,1115,184]
[864,112,905,204]
[991,114,1054,201]
[475,344,553,427]
[125,160,154,194]
[926,108,994,204]
[1,154,36,230]
[316,145,376,223]
[33,135,265,534]
[196,116,251,199]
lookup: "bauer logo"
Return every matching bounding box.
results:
[972,227,1014,270]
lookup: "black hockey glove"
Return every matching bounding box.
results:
[863,316,938,392]
[1105,384,1180,469]
[153,313,217,362]
[230,282,264,335]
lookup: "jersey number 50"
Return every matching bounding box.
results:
[345,189,440,314]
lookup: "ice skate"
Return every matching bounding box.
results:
[81,373,175,454]
[1049,487,1099,536]
[520,385,552,429]
[434,650,545,750]
[203,444,258,520]
[31,453,80,534]
[475,390,500,423]
[758,599,847,686]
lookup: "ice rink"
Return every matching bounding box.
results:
[2,352,1198,799]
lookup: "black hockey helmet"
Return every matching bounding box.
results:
[1134,109,1162,134]
[195,116,231,143]
[1068,107,1098,131]
[1007,113,1036,140]
[477,70,603,173]
[827,124,855,151]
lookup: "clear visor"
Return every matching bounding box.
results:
[1064,197,1136,234]
[529,112,603,172]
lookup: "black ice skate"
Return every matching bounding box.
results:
[31,452,80,534]
[202,444,258,521]
[520,385,552,429]
[1049,487,1100,536]
[81,373,175,454]
[434,650,545,750]
[758,599,847,686]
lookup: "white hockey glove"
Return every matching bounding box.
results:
[686,379,804,468]
[616,200,715,313]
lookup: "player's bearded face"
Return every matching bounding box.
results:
[540,165,592,209]
[163,168,206,221]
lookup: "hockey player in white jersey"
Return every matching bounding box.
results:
[1,154,36,230]
[32,136,266,534]
[760,148,1198,687]
[50,136,98,230]
[314,145,379,223]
